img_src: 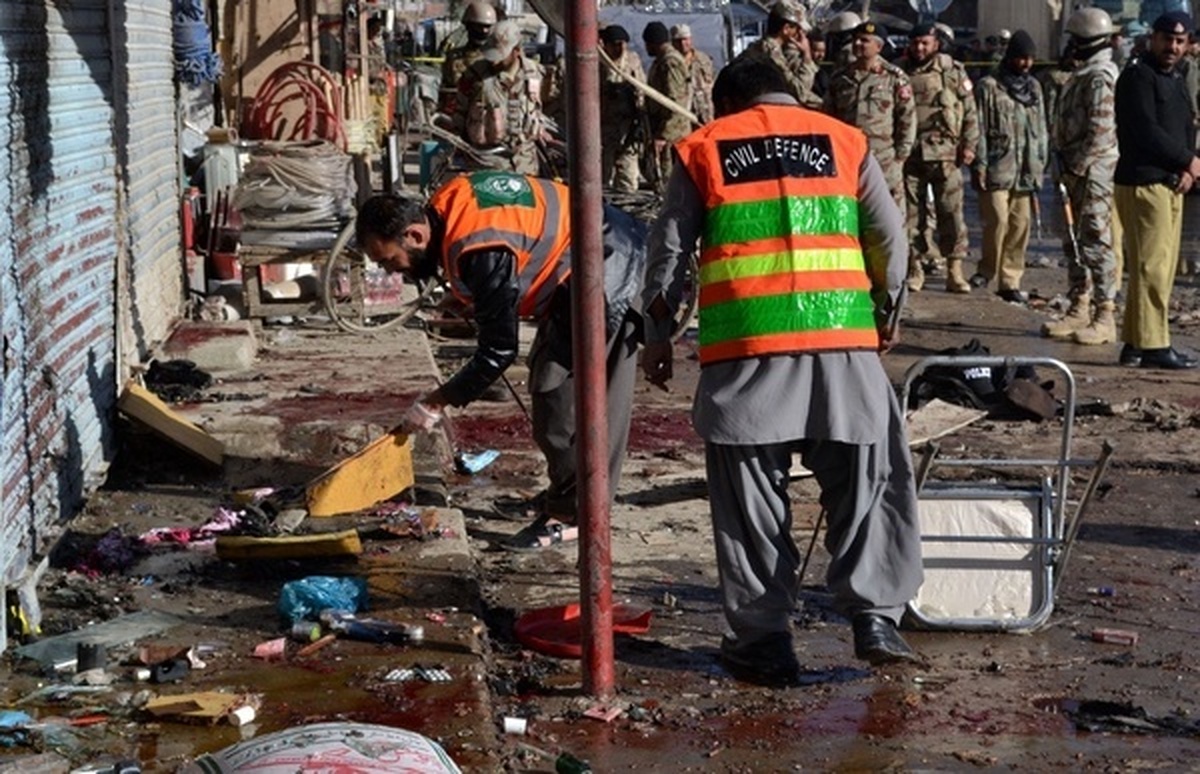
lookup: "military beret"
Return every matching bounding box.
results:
[1152,11,1193,35]
[601,24,630,44]
[642,21,670,45]
[910,22,937,38]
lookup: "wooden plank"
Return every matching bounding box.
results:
[906,398,989,447]
[117,381,223,466]
[306,431,414,517]
[216,528,363,560]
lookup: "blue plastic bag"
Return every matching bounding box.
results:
[278,576,368,623]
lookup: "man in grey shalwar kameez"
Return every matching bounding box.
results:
[642,58,924,684]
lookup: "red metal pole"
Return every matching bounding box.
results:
[565,0,614,697]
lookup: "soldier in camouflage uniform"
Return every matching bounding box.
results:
[1042,8,1122,345]
[643,21,693,191]
[453,20,546,176]
[600,25,645,192]
[969,30,1048,303]
[672,24,715,125]
[735,2,823,109]
[824,21,915,209]
[825,11,862,70]
[439,1,496,115]
[902,22,980,293]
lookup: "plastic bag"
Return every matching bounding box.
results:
[278,576,368,623]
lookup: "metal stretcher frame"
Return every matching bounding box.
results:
[900,356,1105,632]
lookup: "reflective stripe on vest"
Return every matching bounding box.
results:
[675,103,880,365]
[431,172,571,319]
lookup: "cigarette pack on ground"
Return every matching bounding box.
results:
[1091,628,1138,646]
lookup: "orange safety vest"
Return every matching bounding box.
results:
[430,172,572,319]
[675,102,881,366]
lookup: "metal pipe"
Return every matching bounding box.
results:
[566,0,615,698]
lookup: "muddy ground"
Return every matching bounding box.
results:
[2,207,1199,771]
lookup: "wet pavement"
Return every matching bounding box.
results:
[1,193,1199,771]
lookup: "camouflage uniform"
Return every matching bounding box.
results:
[440,44,485,114]
[1038,65,1073,153]
[1054,48,1120,304]
[645,45,693,190]
[685,48,716,125]
[454,54,545,176]
[540,55,567,129]
[903,52,980,292]
[972,71,1048,293]
[601,49,646,192]
[825,59,916,209]
[738,36,822,108]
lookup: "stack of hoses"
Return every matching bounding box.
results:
[232,142,356,230]
[173,0,222,87]
[245,62,346,150]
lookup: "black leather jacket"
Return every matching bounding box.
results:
[438,203,646,407]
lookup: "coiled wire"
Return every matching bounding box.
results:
[232,142,356,230]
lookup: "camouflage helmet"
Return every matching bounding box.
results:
[1065,7,1113,40]
[825,11,862,34]
[463,1,497,26]
[770,1,807,28]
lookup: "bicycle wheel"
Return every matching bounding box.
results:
[321,218,435,334]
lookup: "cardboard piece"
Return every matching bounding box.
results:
[215,529,363,560]
[118,381,224,465]
[144,692,246,724]
[305,431,414,517]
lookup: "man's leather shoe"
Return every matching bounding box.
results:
[852,614,921,666]
[1138,347,1198,370]
[1118,344,1142,367]
[719,631,802,686]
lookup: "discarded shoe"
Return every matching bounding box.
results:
[852,614,922,666]
[1137,347,1198,370]
[491,493,546,521]
[997,288,1029,304]
[719,631,802,686]
[503,515,578,552]
[1118,344,1142,367]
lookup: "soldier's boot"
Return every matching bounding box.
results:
[1071,301,1117,346]
[945,258,971,294]
[1041,295,1091,339]
[906,260,925,292]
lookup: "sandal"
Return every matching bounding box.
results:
[491,493,546,522]
[503,515,578,552]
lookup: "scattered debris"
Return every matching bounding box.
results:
[117,380,224,465]
[144,692,259,726]
[456,449,500,474]
[14,610,182,672]
[277,576,368,623]
[252,638,287,661]
[215,528,362,560]
[306,430,415,517]
[582,705,623,723]
[179,721,463,773]
[1091,628,1139,646]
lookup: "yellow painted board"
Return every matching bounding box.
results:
[305,431,414,517]
[215,528,362,560]
[145,691,240,722]
[117,381,224,466]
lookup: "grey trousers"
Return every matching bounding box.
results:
[527,309,639,519]
[705,391,924,642]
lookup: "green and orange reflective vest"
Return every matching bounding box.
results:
[674,103,881,366]
[430,172,571,319]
